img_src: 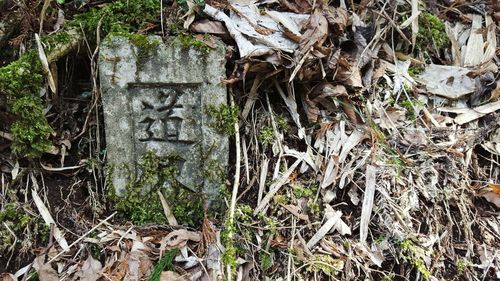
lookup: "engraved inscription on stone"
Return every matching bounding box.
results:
[130,84,203,190]
[130,85,201,144]
[99,35,228,204]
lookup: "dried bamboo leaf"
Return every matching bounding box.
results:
[359,165,376,243]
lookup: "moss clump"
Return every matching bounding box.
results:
[0,51,52,158]
[41,32,72,52]
[176,34,212,56]
[10,96,54,157]
[399,239,431,279]
[292,183,317,198]
[416,12,450,54]
[259,251,273,271]
[408,65,424,77]
[108,152,205,228]
[205,104,239,135]
[70,0,160,36]
[0,202,37,252]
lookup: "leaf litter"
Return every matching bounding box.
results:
[1,0,499,280]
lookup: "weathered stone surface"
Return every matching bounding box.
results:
[99,35,227,206]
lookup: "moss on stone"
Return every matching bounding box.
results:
[107,151,205,228]
[176,34,212,57]
[41,32,72,52]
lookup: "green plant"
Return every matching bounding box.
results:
[149,249,179,281]
[276,115,289,131]
[10,96,53,157]
[259,251,273,271]
[259,127,274,146]
[292,184,316,198]
[455,258,470,276]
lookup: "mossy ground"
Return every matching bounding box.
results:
[415,12,450,60]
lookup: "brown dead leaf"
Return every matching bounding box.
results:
[33,256,58,281]
[190,19,228,35]
[305,82,348,122]
[279,0,312,14]
[0,273,16,281]
[324,6,349,36]
[75,256,102,281]
[299,9,328,54]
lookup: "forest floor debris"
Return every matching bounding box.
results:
[0,0,499,280]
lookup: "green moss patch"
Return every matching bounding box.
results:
[70,0,160,36]
[108,152,205,227]
[205,104,239,136]
[416,12,450,54]
[0,51,52,158]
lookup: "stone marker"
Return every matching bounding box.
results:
[99,35,228,211]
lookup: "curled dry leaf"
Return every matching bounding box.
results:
[165,229,201,248]
[304,82,347,122]
[324,6,349,36]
